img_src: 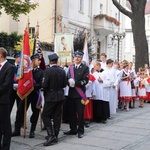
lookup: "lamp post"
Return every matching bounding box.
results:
[112,32,126,62]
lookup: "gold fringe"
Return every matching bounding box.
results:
[81,99,89,105]
[17,87,34,100]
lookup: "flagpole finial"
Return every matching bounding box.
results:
[27,17,30,33]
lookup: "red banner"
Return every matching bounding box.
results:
[17,30,34,100]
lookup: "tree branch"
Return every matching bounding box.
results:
[112,0,133,19]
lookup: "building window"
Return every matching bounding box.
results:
[29,27,35,38]
[148,16,150,26]
[79,0,84,13]
[100,3,103,14]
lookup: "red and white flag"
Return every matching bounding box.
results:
[17,30,34,100]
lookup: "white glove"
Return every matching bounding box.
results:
[88,80,92,84]
[68,78,75,87]
[13,83,18,90]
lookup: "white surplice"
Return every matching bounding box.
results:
[92,71,104,101]
[101,67,118,115]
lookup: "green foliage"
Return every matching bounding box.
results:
[73,29,96,58]
[0,0,37,20]
[40,42,54,51]
[0,32,22,55]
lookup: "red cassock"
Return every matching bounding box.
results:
[84,99,93,119]
[84,74,96,120]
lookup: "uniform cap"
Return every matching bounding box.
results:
[14,52,20,58]
[31,53,41,60]
[74,51,84,57]
[48,53,59,61]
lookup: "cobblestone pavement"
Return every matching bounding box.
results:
[10,101,150,150]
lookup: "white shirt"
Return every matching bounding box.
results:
[75,63,81,69]
[0,60,7,70]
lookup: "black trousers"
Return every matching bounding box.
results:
[10,89,21,113]
[0,104,11,150]
[42,100,63,136]
[68,98,85,134]
[93,100,110,122]
[14,91,40,132]
[62,96,69,123]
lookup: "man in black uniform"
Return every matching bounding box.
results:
[10,52,21,112]
[42,53,66,146]
[0,47,15,150]
[11,53,44,138]
[64,51,89,138]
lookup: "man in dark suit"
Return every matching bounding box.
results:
[0,47,15,150]
[42,53,67,146]
[64,51,89,138]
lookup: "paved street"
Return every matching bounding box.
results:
[10,101,150,150]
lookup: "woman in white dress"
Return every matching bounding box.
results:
[128,62,137,108]
[136,71,147,108]
[119,62,132,111]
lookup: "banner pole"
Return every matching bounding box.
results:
[23,97,27,138]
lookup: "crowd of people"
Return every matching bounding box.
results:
[1,46,150,149]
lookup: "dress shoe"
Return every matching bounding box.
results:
[101,120,107,124]
[45,135,52,140]
[29,131,35,138]
[43,136,58,146]
[85,120,90,128]
[85,122,90,128]
[78,133,84,138]
[11,131,20,137]
[63,130,77,135]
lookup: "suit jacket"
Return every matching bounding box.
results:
[68,63,89,99]
[32,67,44,91]
[42,65,67,102]
[0,61,15,104]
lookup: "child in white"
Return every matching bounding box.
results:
[136,72,147,108]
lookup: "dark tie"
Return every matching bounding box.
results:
[75,66,78,69]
